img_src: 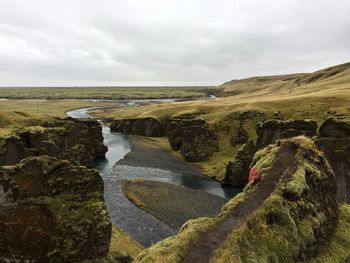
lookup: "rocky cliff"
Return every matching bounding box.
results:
[0,117,107,167]
[224,118,317,187]
[316,118,350,203]
[167,116,219,162]
[256,119,318,148]
[135,137,348,262]
[110,117,164,137]
[0,156,111,262]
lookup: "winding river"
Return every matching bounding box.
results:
[66,103,240,247]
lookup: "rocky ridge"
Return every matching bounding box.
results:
[135,137,344,262]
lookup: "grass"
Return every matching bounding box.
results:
[108,224,144,259]
[0,86,211,100]
[0,99,116,118]
[121,179,226,230]
[89,62,350,181]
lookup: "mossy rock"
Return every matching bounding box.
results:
[0,117,107,167]
[0,156,111,262]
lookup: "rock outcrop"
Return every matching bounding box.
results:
[0,156,111,262]
[256,119,318,148]
[168,117,219,162]
[0,117,107,167]
[110,117,164,137]
[224,140,256,186]
[316,118,350,203]
[136,137,342,262]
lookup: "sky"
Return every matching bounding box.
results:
[0,0,349,86]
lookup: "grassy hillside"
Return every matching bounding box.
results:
[220,61,350,98]
[92,62,350,181]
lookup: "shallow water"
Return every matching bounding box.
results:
[66,104,241,246]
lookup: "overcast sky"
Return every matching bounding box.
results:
[0,0,349,86]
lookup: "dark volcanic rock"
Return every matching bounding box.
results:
[318,117,350,137]
[168,117,219,162]
[316,118,350,203]
[0,156,111,262]
[0,118,107,167]
[231,125,248,145]
[256,119,318,148]
[224,140,256,186]
[110,117,164,137]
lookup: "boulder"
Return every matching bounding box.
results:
[0,156,111,262]
[0,118,107,167]
[168,117,219,162]
[256,119,317,148]
[224,140,256,186]
[316,118,350,203]
[110,117,164,137]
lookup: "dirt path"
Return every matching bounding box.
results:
[180,142,298,263]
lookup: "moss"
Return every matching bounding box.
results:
[283,166,309,200]
[135,137,341,262]
[27,195,111,260]
[135,218,217,263]
[308,204,350,262]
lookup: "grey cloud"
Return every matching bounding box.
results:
[0,0,349,86]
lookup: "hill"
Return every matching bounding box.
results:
[220,61,350,99]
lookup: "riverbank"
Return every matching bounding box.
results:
[117,136,203,175]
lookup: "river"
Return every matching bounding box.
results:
[66,103,240,247]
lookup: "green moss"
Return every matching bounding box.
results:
[283,166,309,200]
[30,195,111,259]
[308,205,350,262]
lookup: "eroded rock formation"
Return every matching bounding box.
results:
[110,117,164,137]
[316,118,350,203]
[0,156,111,262]
[224,140,256,186]
[0,117,107,167]
[225,118,318,187]
[168,116,219,162]
[256,119,317,148]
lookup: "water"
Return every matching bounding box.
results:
[66,104,241,247]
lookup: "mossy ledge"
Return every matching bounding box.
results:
[134,137,347,263]
[0,116,107,168]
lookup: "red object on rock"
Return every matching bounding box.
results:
[249,167,260,183]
